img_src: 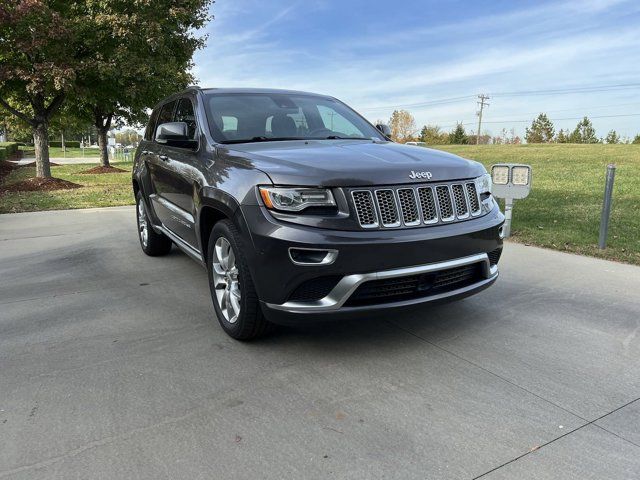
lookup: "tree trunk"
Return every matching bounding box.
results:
[97,126,110,167]
[33,122,52,178]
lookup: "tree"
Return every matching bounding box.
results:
[605,130,620,144]
[419,125,448,145]
[632,134,640,144]
[555,129,568,143]
[0,1,85,178]
[73,0,212,168]
[525,113,555,143]
[388,110,417,143]
[448,123,469,145]
[569,117,598,143]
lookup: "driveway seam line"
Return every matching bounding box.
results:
[470,397,640,479]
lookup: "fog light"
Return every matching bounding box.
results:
[289,247,338,266]
[499,226,505,239]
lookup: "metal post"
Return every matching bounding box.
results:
[503,198,513,238]
[598,164,616,249]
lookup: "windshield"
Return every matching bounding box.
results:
[203,92,385,144]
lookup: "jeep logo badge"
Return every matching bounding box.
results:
[409,170,433,180]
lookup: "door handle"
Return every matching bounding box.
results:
[159,155,168,162]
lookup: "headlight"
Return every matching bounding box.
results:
[259,186,336,212]
[475,173,492,194]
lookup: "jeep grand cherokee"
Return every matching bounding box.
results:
[133,87,504,340]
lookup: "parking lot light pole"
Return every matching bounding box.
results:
[598,164,616,249]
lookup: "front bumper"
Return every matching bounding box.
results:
[240,204,504,322]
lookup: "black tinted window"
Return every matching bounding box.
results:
[155,101,176,138]
[174,98,197,139]
[144,109,159,141]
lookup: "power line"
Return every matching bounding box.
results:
[358,82,640,113]
[359,95,475,112]
[476,94,489,145]
[439,112,640,129]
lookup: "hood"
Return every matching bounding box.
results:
[222,140,485,186]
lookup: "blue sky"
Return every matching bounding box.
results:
[193,0,640,139]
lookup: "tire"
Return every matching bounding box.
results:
[207,219,274,340]
[136,192,172,256]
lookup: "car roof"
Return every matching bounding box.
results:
[197,87,334,98]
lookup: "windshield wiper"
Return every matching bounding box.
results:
[323,136,372,140]
[222,136,303,144]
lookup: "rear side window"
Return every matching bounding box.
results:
[144,109,159,141]
[174,98,197,139]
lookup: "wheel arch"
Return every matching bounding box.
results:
[198,188,254,258]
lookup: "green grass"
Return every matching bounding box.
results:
[0,162,134,214]
[434,144,640,265]
[20,146,101,158]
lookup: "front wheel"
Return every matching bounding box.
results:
[136,192,172,256]
[207,220,273,340]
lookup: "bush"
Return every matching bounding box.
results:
[48,141,81,148]
[0,142,19,156]
[0,148,7,161]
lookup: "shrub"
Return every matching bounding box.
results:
[0,148,7,161]
[0,142,19,156]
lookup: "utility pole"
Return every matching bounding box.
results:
[476,94,490,145]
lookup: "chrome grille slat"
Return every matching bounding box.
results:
[417,187,438,224]
[466,182,481,215]
[351,190,378,228]
[374,189,401,227]
[451,184,469,219]
[350,180,483,229]
[435,185,455,221]
[397,188,420,226]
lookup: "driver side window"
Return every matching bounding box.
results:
[174,98,198,139]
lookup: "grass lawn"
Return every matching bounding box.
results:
[19,146,101,158]
[435,144,640,265]
[0,162,133,214]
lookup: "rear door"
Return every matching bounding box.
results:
[146,100,178,233]
[147,97,200,248]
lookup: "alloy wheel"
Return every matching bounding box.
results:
[211,237,241,323]
[137,198,149,248]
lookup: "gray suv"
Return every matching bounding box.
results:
[133,87,504,340]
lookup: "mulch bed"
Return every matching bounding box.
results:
[0,177,81,195]
[0,161,18,183]
[78,165,127,174]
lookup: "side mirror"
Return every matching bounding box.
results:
[155,122,196,148]
[375,124,392,138]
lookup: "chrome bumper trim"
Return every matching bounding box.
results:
[266,253,497,313]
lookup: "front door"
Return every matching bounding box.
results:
[147,98,200,248]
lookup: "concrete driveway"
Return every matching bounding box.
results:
[1,207,639,479]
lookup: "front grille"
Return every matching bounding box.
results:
[288,276,342,302]
[345,262,484,306]
[350,180,483,229]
